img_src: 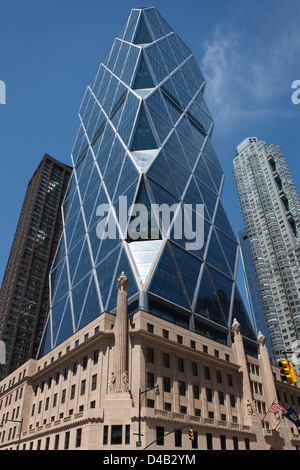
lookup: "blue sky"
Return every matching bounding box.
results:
[0,0,299,316]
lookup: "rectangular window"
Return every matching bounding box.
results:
[54,434,59,450]
[156,426,164,446]
[179,381,186,396]
[103,425,108,445]
[111,425,122,445]
[206,433,213,450]
[191,362,198,376]
[220,435,226,450]
[147,372,154,388]
[64,431,70,450]
[146,347,154,363]
[91,374,97,391]
[204,366,210,380]
[163,376,171,393]
[76,428,82,448]
[178,358,184,372]
[206,388,212,402]
[125,425,130,445]
[175,429,182,447]
[80,380,86,396]
[162,353,170,368]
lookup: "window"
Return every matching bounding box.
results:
[125,425,130,445]
[204,366,210,380]
[206,388,212,402]
[175,429,182,447]
[178,357,184,372]
[70,384,75,400]
[162,353,170,368]
[146,372,154,388]
[163,376,171,393]
[80,380,86,396]
[91,374,97,391]
[76,428,82,448]
[179,381,186,396]
[206,433,213,450]
[193,384,199,399]
[146,347,154,363]
[191,362,198,376]
[233,436,239,450]
[111,425,122,445]
[156,426,164,446]
[54,434,59,450]
[192,431,198,449]
[64,431,70,450]
[103,425,108,445]
[220,435,226,450]
[82,356,88,370]
[216,370,222,383]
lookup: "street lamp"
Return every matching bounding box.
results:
[137,384,159,448]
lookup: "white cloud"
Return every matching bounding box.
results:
[199,16,300,127]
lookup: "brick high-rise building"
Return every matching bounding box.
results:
[0,154,72,378]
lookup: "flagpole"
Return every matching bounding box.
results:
[261,396,278,423]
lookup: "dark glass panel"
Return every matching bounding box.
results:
[51,295,69,346]
[214,201,236,241]
[194,317,228,345]
[123,9,140,43]
[77,275,101,330]
[133,52,155,89]
[133,13,153,44]
[194,268,227,326]
[121,45,140,87]
[51,260,68,305]
[86,183,108,232]
[147,151,179,198]
[106,245,139,311]
[106,39,122,72]
[208,267,233,321]
[72,238,92,287]
[163,131,190,171]
[149,243,189,309]
[117,92,140,146]
[148,297,190,329]
[71,275,91,328]
[205,229,231,277]
[202,138,223,172]
[171,243,202,306]
[96,245,122,311]
[130,103,157,151]
[215,230,238,277]
[194,155,215,191]
[67,210,86,253]
[232,287,256,341]
[67,239,85,285]
[54,297,73,347]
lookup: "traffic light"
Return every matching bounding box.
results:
[278,359,298,384]
[189,428,194,441]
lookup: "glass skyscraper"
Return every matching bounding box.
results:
[238,228,273,356]
[38,7,256,358]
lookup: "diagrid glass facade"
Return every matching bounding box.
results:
[38,7,257,357]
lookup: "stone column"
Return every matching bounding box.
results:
[109,271,129,393]
[231,318,255,419]
[257,331,278,426]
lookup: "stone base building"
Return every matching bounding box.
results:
[0,273,299,451]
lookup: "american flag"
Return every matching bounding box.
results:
[268,403,286,413]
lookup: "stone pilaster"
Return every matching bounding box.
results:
[109,271,129,394]
[231,318,255,421]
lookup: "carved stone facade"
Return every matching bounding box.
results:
[0,274,300,450]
